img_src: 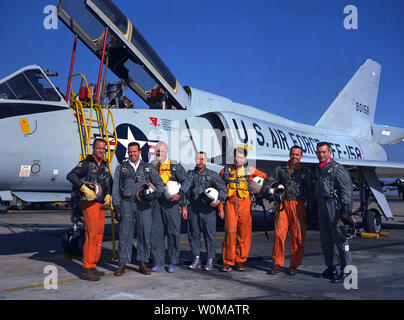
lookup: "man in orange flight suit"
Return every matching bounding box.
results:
[218,147,267,272]
[267,145,313,276]
[67,138,113,281]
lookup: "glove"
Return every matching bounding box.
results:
[80,184,96,201]
[102,194,112,208]
[114,207,121,223]
[337,204,353,222]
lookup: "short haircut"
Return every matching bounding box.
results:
[289,145,303,154]
[316,141,331,151]
[234,147,248,157]
[93,138,106,148]
[128,142,141,150]
[196,151,207,158]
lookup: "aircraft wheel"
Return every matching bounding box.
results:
[61,228,75,255]
[364,208,382,234]
[62,229,85,256]
[0,201,11,212]
[15,199,27,211]
[70,229,85,256]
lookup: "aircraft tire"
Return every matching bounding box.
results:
[61,228,75,255]
[70,230,85,256]
[0,202,11,212]
[364,208,382,234]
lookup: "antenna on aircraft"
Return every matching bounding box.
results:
[43,69,59,77]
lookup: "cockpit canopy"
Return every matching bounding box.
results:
[57,0,190,110]
[0,66,62,102]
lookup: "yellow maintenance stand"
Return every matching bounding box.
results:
[68,73,118,259]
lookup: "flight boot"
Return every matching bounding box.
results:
[188,256,202,269]
[332,271,350,284]
[151,265,164,272]
[139,261,151,275]
[235,262,245,271]
[204,258,214,271]
[92,267,105,277]
[114,263,126,276]
[322,266,338,280]
[167,264,176,273]
[268,264,281,275]
[81,268,100,281]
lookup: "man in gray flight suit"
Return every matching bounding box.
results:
[112,142,164,276]
[314,142,354,283]
[150,141,191,273]
[181,152,227,271]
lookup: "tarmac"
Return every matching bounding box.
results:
[1,194,404,302]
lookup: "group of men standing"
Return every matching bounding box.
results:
[67,138,354,284]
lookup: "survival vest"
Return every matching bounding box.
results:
[154,159,178,185]
[188,168,215,202]
[314,159,343,200]
[272,165,310,201]
[222,165,251,199]
[119,160,152,198]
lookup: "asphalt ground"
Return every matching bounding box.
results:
[1,195,404,305]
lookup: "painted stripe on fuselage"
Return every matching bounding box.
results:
[0,102,68,119]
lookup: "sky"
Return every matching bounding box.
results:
[0,0,403,160]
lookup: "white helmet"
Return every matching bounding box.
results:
[165,181,181,199]
[202,187,219,204]
[266,181,286,202]
[269,182,285,195]
[248,176,265,194]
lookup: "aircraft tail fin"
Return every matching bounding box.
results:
[315,59,381,140]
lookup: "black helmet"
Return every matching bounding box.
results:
[137,183,156,204]
[337,218,356,239]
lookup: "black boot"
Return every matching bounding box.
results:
[332,272,349,284]
[322,266,338,280]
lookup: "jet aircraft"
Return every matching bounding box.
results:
[0,0,403,236]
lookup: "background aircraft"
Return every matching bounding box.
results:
[0,0,403,235]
